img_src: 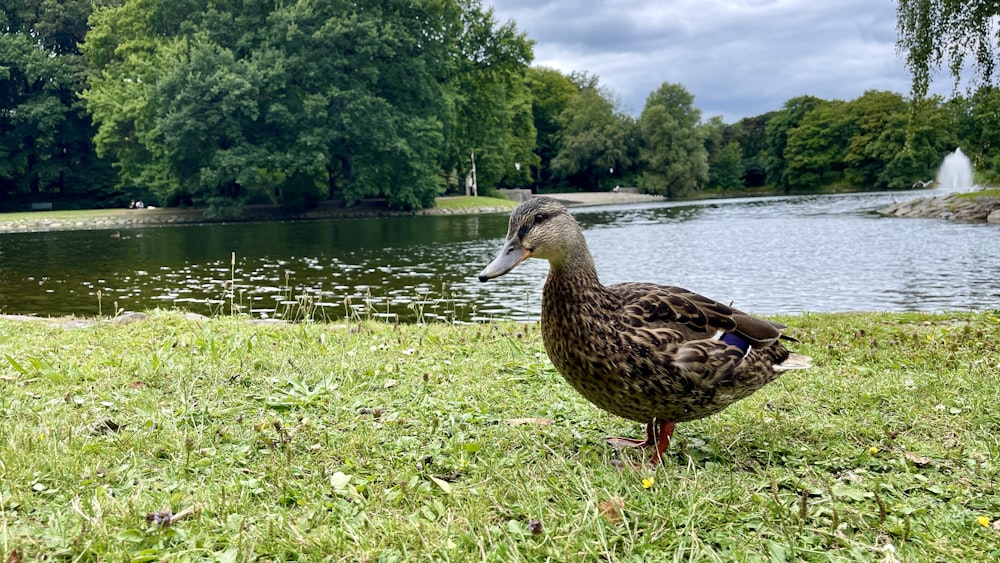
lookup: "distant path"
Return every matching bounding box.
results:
[540,191,665,206]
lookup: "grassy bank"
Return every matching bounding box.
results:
[432,196,518,211]
[0,197,517,234]
[1,311,998,560]
[956,188,1000,199]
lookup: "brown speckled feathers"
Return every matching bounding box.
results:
[479,197,811,454]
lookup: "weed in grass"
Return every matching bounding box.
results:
[173,254,479,324]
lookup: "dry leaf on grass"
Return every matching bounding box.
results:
[904,452,932,467]
[598,497,625,524]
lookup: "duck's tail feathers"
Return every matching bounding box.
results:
[774,352,812,371]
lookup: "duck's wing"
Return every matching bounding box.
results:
[609,283,797,395]
[609,283,785,347]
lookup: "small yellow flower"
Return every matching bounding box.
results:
[868,446,879,455]
[641,477,655,489]
[976,516,990,528]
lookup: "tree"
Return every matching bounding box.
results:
[256,0,455,210]
[148,36,269,210]
[525,66,578,190]
[82,0,197,205]
[764,95,825,190]
[83,0,532,212]
[948,86,1000,181]
[550,84,636,191]
[842,90,909,188]
[0,0,115,208]
[728,113,773,188]
[892,96,959,185]
[701,116,744,191]
[709,142,744,191]
[442,1,536,194]
[897,0,1000,99]
[783,100,857,190]
[637,82,707,198]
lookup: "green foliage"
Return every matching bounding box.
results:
[842,91,909,189]
[7,0,1000,212]
[727,113,774,188]
[784,100,857,190]
[897,97,961,186]
[708,142,744,191]
[896,2,1000,179]
[638,82,707,198]
[443,1,537,193]
[948,87,1000,183]
[702,116,745,190]
[525,67,579,190]
[551,84,637,191]
[896,0,1000,99]
[0,0,117,208]
[81,0,532,211]
[764,96,825,190]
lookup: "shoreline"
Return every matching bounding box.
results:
[15,187,994,234]
[0,191,666,234]
[878,191,1000,223]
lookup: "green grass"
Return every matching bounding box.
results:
[0,198,517,229]
[1,310,998,560]
[955,188,1000,199]
[434,196,518,210]
[0,208,139,222]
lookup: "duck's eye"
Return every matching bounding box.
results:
[534,213,548,224]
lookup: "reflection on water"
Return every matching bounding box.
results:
[1,190,998,321]
[0,214,511,322]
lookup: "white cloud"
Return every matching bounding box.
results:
[487,0,951,122]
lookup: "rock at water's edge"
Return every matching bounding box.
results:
[879,193,1000,224]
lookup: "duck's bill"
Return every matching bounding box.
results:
[478,238,531,281]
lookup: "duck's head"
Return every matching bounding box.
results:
[478,197,583,281]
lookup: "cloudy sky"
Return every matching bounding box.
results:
[486,0,954,123]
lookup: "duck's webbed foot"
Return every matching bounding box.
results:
[606,422,657,449]
[607,421,677,467]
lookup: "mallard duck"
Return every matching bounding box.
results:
[479,197,811,466]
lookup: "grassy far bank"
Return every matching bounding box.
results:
[0,207,160,222]
[0,196,517,226]
[433,196,518,211]
[7,188,998,232]
[0,196,520,234]
[955,188,1000,199]
[1,311,998,560]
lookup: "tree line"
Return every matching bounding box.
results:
[2,0,997,212]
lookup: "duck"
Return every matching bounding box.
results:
[478,197,811,466]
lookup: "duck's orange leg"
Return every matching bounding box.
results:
[647,421,676,466]
[607,420,677,466]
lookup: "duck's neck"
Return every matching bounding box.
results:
[544,242,603,298]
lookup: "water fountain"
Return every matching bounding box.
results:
[935,148,974,192]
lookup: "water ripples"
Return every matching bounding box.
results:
[1,189,998,321]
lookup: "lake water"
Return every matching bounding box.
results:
[1,190,998,321]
